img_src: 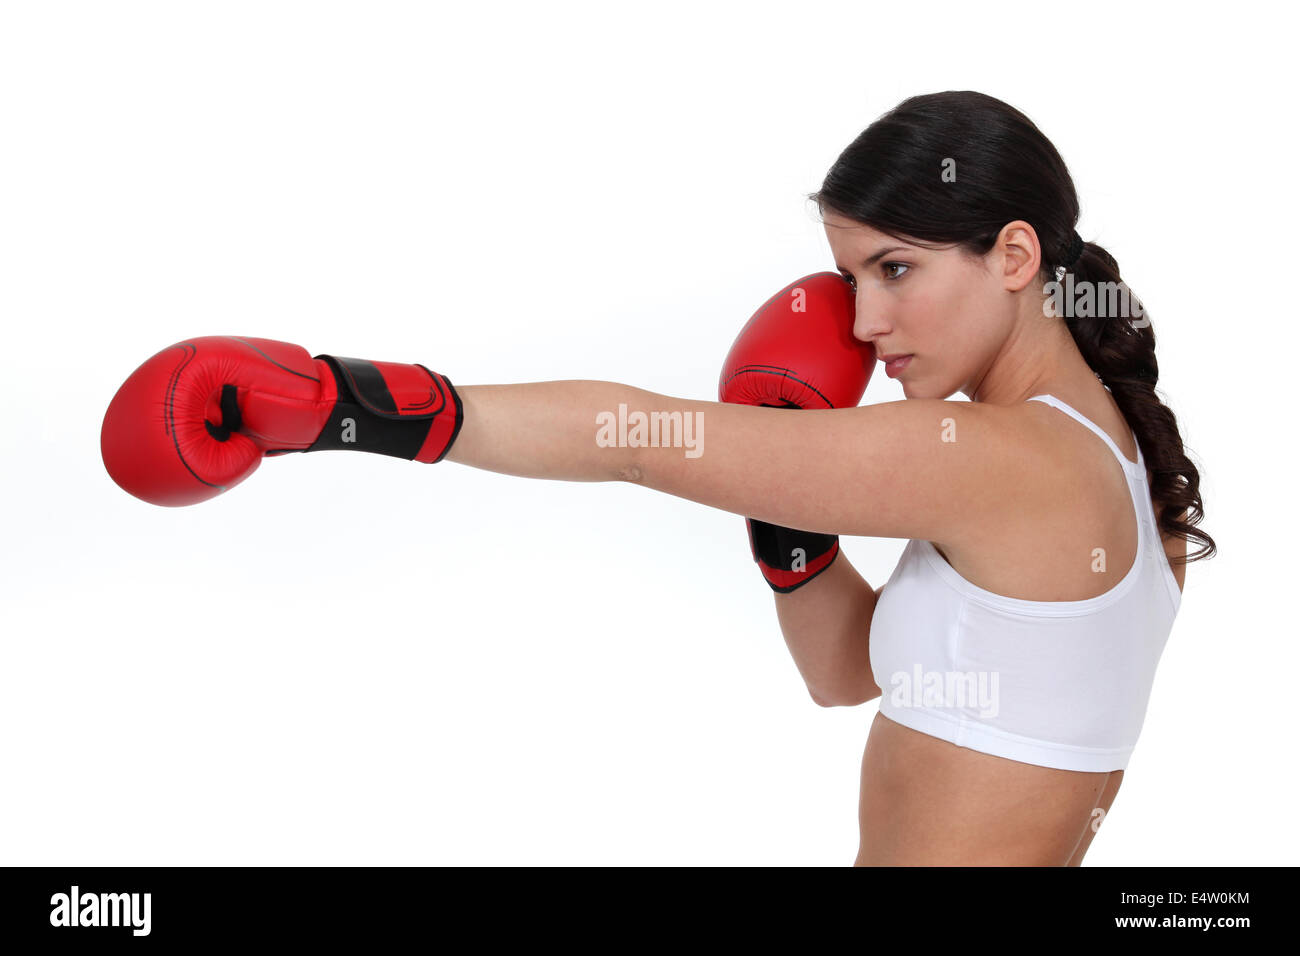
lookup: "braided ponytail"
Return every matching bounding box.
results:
[1053,239,1213,561]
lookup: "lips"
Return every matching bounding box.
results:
[879,353,913,378]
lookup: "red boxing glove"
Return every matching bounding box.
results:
[101,335,463,507]
[718,273,875,592]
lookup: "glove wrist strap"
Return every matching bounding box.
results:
[747,518,840,593]
[308,354,464,462]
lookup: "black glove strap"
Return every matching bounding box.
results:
[307,355,441,459]
[749,519,838,573]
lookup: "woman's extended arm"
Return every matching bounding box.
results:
[444,379,1063,550]
[101,338,1054,547]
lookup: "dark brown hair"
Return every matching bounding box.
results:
[809,90,1213,562]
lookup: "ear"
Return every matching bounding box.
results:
[994,220,1043,292]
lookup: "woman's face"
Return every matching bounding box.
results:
[822,210,1018,400]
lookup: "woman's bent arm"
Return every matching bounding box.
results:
[777,553,882,707]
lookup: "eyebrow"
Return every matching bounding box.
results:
[836,246,909,273]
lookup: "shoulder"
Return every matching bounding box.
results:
[1011,398,1132,490]
[920,398,1087,486]
[849,399,1085,546]
[868,397,1063,458]
[1003,400,1189,595]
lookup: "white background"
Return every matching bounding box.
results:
[1,1,1293,865]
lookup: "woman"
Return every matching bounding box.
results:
[102,91,1213,865]
[451,92,1212,864]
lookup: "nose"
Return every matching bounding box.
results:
[852,296,888,344]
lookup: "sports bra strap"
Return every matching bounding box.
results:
[1026,394,1145,479]
[1024,392,1182,613]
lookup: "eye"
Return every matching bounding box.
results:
[840,272,858,291]
[883,262,909,280]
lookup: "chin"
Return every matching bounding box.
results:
[902,378,954,401]
[899,379,930,400]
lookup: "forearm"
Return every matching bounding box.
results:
[776,552,881,707]
[444,380,642,482]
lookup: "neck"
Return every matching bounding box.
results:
[966,315,1091,407]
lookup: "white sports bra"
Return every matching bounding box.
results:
[868,394,1182,772]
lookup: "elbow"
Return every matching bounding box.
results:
[615,439,645,484]
[809,685,879,708]
[616,461,645,483]
[806,686,878,712]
